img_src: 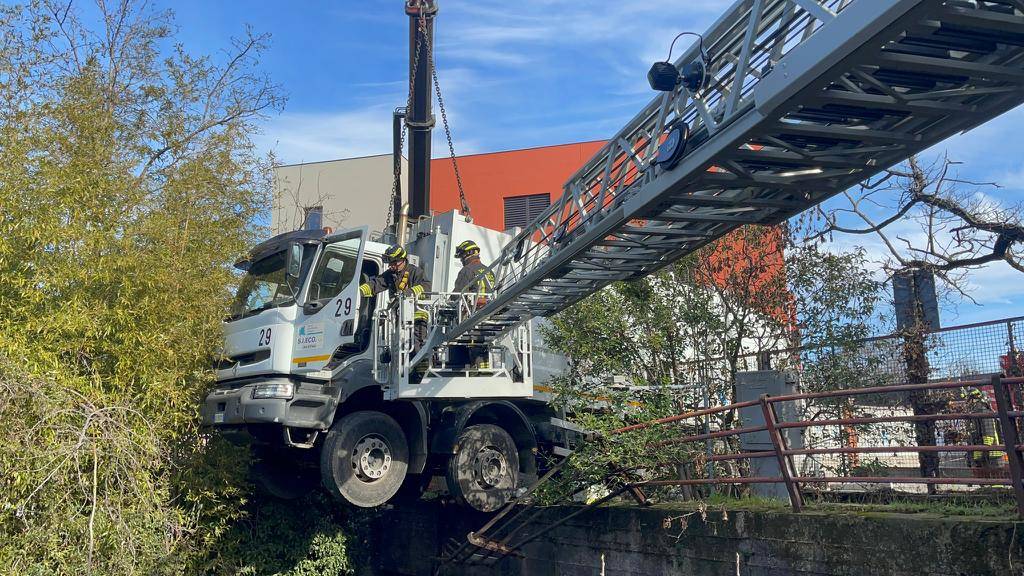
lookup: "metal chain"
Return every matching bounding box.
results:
[421,18,472,219]
[386,120,408,229]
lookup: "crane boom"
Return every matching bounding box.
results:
[437,0,1024,347]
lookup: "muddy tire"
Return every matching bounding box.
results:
[320,411,409,507]
[446,424,518,512]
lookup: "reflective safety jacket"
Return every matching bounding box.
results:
[454,258,495,295]
[362,263,431,299]
[963,387,1005,460]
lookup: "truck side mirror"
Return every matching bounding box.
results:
[287,243,302,279]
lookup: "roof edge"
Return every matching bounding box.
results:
[273,139,609,169]
[275,152,392,169]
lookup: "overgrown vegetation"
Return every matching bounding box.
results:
[540,224,881,499]
[670,492,1020,519]
[0,2,359,573]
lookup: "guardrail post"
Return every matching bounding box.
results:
[991,374,1024,518]
[760,394,803,512]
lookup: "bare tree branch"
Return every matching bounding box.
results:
[808,154,1024,304]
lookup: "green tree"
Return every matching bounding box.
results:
[0,1,292,573]
[541,224,880,493]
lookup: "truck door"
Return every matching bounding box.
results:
[292,227,369,373]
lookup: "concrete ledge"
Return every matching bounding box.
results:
[370,502,1024,576]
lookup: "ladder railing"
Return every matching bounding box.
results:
[490,0,856,293]
[436,0,1024,348]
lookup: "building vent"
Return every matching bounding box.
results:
[503,193,550,230]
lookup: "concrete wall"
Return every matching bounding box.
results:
[370,502,1024,576]
[271,154,406,236]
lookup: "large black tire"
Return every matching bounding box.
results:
[320,411,409,507]
[251,446,317,500]
[446,424,518,512]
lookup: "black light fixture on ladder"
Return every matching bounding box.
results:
[648,31,709,171]
[647,31,708,93]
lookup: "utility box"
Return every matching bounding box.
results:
[893,268,940,332]
[736,370,802,500]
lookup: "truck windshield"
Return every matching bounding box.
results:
[231,247,310,319]
[306,236,361,302]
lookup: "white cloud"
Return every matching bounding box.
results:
[436,0,731,80]
[961,261,1022,305]
[435,46,532,67]
[255,100,484,167]
[260,1,745,164]
[256,107,397,165]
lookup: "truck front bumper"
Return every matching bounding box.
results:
[201,376,336,430]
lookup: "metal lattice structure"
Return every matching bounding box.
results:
[438,0,1024,347]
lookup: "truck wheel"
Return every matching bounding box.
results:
[251,446,317,500]
[320,411,409,507]
[446,424,518,512]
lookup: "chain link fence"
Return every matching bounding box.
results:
[663,316,1024,499]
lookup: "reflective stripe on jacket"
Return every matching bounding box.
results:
[455,260,495,295]
[363,263,431,299]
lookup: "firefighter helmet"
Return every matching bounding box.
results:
[455,240,480,259]
[384,244,407,262]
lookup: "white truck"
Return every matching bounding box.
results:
[202,211,569,512]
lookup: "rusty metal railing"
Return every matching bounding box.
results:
[440,375,1024,568]
[626,375,1024,516]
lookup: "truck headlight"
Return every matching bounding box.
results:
[252,382,294,400]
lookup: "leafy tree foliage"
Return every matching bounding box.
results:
[0,2,362,574]
[546,225,878,400]
[541,224,880,493]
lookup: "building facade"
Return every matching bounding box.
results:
[272,154,407,236]
[270,141,606,236]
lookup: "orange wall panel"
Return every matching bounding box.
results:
[701,226,794,326]
[430,141,606,231]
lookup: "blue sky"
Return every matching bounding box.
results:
[155,1,1024,328]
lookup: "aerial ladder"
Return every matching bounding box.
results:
[420,0,1024,352]
[205,0,1024,514]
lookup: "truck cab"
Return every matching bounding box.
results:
[202,211,564,511]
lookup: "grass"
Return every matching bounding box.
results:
[635,490,1021,519]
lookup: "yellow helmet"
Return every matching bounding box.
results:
[455,240,480,259]
[384,244,407,262]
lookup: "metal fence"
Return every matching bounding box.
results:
[680,315,1024,390]
[444,372,1024,569]
[621,375,1024,515]
[440,318,1024,568]
[659,315,1024,485]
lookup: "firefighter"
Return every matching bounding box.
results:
[359,244,431,354]
[963,386,1005,471]
[452,240,495,370]
[453,240,495,299]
